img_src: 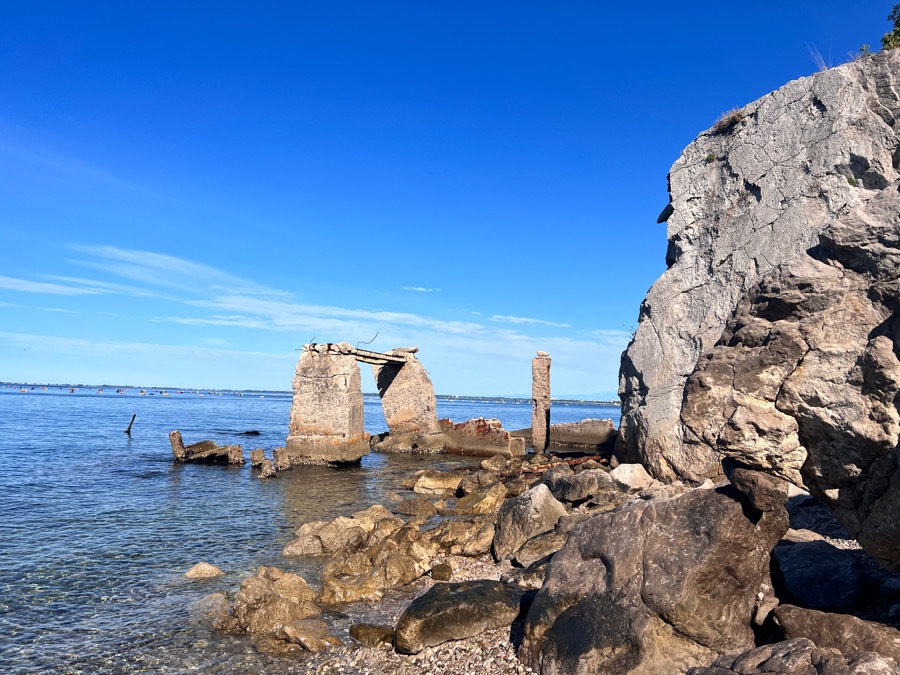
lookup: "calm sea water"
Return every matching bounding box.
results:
[0,385,619,673]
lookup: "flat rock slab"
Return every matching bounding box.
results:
[775,605,900,664]
[394,580,528,654]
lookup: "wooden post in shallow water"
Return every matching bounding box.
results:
[125,414,136,435]
[532,351,551,452]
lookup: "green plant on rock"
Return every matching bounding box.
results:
[705,152,717,163]
[882,5,900,50]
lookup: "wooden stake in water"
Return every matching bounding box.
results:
[125,414,136,435]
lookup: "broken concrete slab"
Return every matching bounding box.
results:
[440,418,526,458]
[169,430,245,464]
[511,418,618,453]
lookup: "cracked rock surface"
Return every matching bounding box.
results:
[682,184,900,570]
[619,50,900,482]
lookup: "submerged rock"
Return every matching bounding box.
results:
[185,561,224,579]
[169,430,244,464]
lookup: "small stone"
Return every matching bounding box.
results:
[185,562,225,579]
[431,561,453,581]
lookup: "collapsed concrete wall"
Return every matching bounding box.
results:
[285,343,370,465]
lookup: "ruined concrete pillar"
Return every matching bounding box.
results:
[372,350,441,436]
[285,343,370,464]
[532,351,551,452]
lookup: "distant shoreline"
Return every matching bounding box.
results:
[0,382,620,406]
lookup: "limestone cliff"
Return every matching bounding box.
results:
[619,50,900,482]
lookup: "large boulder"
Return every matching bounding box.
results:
[774,540,880,613]
[394,581,527,654]
[318,524,438,605]
[222,566,320,636]
[492,484,566,561]
[681,185,900,570]
[520,485,788,674]
[283,504,402,557]
[618,49,900,482]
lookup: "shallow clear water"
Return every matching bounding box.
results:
[0,386,618,673]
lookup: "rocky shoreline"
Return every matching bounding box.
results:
[189,442,900,674]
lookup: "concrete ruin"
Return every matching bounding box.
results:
[285,343,372,465]
[440,418,526,458]
[531,351,551,452]
[371,347,443,452]
[169,430,245,464]
[285,341,526,464]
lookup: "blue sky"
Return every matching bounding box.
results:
[0,2,890,397]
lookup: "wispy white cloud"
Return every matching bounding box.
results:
[401,286,441,292]
[0,275,101,296]
[490,314,571,328]
[0,301,18,308]
[68,245,289,299]
[40,307,77,314]
[47,275,159,297]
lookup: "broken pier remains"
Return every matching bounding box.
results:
[285,342,441,465]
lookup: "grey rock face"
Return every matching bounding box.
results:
[681,186,900,570]
[372,354,441,437]
[619,50,900,482]
[520,486,788,674]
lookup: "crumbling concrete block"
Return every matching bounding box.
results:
[284,343,370,464]
[372,349,441,437]
[440,418,526,458]
[169,430,245,464]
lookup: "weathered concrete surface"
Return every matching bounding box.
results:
[372,349,441,438]
[440,418,526,458]
[285,343,370,465]
[618,50,900,482]
[532,351,551,452]
[169,430,244,464]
